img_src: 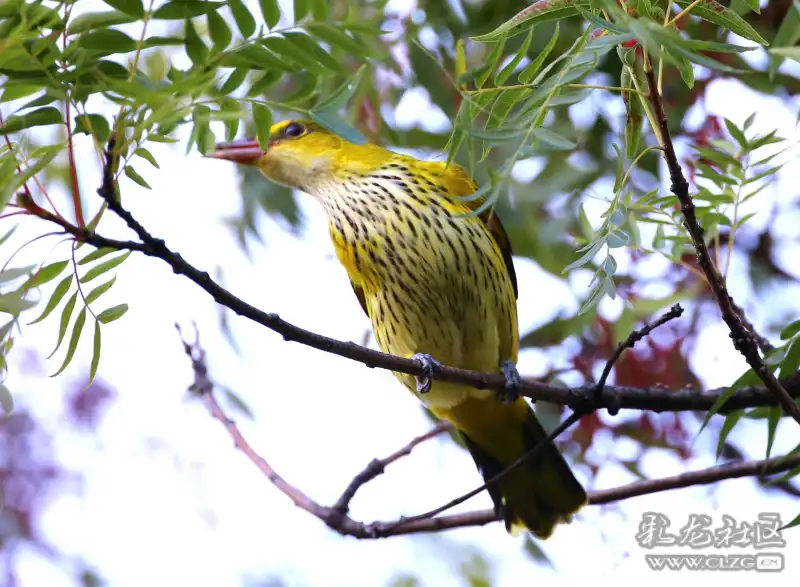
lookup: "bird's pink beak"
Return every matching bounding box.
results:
[208,138,264,165]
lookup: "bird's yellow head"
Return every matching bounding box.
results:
[210,119,388,191]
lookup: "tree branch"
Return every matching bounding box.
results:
[333,421,452,517]
[595,303,684,412]
[177,325,800,538]
[644,61,800,426]
[23,182,800,416]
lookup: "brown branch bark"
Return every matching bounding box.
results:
[23,188,800,416]
[643,61,800,426]
[177,327,800,538]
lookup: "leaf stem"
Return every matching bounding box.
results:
[667,0,704,27]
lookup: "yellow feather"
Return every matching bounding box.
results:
[250,120,587,538]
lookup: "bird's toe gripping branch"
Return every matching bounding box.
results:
[498,360,522,404]
[411,353,441,394]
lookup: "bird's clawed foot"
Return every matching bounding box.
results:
[497,360,522,404]
[411,353,440,394]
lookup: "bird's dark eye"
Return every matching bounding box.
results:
[283,122,306,138]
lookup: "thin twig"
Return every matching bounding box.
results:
[371,411,584,535]
[333,422,453,516]
[643,62,800,427]
[65,99,85,226]
[595,304,684,412]
[179,328,800,538]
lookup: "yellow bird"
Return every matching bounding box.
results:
[211,120,587,538]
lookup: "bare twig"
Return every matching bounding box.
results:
[595,303,684,412]
[588,452,800,505]
[643,62,800,426]
[372,410,584,535]
[333,422,452,517]
[178,328,800,538]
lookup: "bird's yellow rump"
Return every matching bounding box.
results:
[210,120,587,538]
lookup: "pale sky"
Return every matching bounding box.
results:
[3,1,800,586]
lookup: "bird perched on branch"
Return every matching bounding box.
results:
[210,120,587,538]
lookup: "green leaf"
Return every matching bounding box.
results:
[763,347,786,366]
[781,319,800,340]
[0,292,37,315]
[532,127,576,150]
[0,225,17,248]
[67,11,139,35]
[768,46,800,63]
[578,275,615,315]
[518,21,559,83]
[716,409,744,458]
[768,3,800,79]
[737,0,760,13]
[246,70,282,97]
[673,0,767,46]
[496,26,534,85]
[523,536,553,568]
[85,276,116,305]
[28,275,72,325]
[0,383,12,415]
[220,67,249,94]
[153,0,222,19]
[207,10,232,51]
[472,0,581,42]
[97,303,129,324]
[88,320,101,384]
[79,29,138,53]
[52,307,86,377]
[607,229,629,248]
[135,147,159,168]
[47,291,77,359]
[305,23,367,55]
[5,72,48,95]
[74,114,111,143]
[663,47,695,89]
[0,107,63,136]
[564,237,605,273]
[184,17,208,64]
[229,0,256,38]
[78,247,116,265]
[308,0,328,20]
[253,103,272,151]
[0,267,34,285]
[309,110,366,145]
[260,0,280,28]
[781,512,800,531]
[294,0,309,21]
[125,165,151,189]
[101,0,144,17]
[313,66,366,112]
[467,125,527,142]
[476,35,508,88]
[262,36,332,75]
[765,406,780,458]
[670,45,742,74]
[224,44,294,71]
[3,145,62,207]
[23,260,68,290]
[79,251,131,284]
[281,31,344,74]
[724,118,748,149]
